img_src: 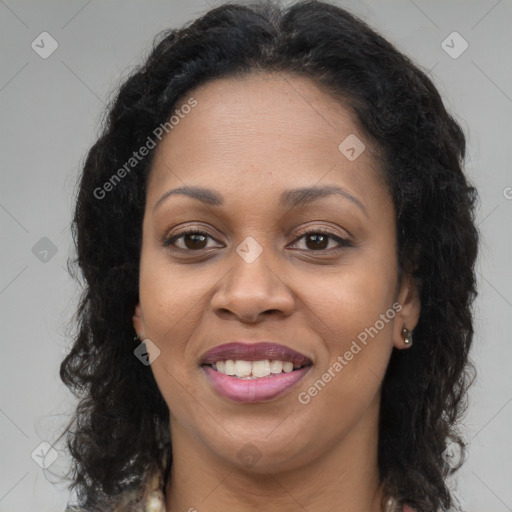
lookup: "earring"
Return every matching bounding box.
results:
[134,332,141,343]
[401,328,413,347]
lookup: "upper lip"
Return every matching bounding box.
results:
[200,341,312,367]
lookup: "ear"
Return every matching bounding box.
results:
[393,273,421,349]
[132,302,146,340]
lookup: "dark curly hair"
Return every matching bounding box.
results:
[57,1,479,511]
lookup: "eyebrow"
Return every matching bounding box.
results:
[153,184,368,216]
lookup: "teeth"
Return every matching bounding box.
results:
[252,360,270,377]
[282,361,293,373]
[212,359,302,378]
[234,360,252,377]
[269,360,282,373]
[224,360,236,375]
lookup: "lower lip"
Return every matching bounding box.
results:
[202,365,311,403]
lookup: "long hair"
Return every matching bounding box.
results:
[58,2,479,510]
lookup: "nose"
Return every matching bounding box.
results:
[210,246,295,324]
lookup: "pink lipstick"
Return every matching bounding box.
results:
[200,341,312,403]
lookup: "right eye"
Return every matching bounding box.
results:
[162,228,223,251]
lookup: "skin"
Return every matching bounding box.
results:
[133,72,421,512]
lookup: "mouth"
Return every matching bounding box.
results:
[202,359,310,378]
[200,341,313,403]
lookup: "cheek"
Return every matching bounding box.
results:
[149,360,208,439]
[299,255,397,343]
[138,243,211,336]
[137,261,206,407]
[293,271,396,449]
[139,271,207,425]
[294,244,398,405]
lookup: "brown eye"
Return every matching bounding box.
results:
[180,233,208,250]
[163,229,221,251]
[304,233,329,250]
[162,227,351,254]
[290,229,351,253]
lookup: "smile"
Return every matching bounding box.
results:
[200,341,313,403]
[210,359,304,378]
[202,364,311,403]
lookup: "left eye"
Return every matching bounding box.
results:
[289,230,350,252]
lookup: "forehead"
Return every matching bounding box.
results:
[147,72,386,210]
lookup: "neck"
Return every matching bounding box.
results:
[165,398,385,512]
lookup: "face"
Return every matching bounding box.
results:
[133,72,420,473]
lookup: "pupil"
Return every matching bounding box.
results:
[186,234,206,249]
[183,233,328,250]
[307,234,327,250]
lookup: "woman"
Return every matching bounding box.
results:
[58,1,479,511]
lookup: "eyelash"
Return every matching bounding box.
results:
[161,226,352,254]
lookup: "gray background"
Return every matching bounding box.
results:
[1,1,511,510]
